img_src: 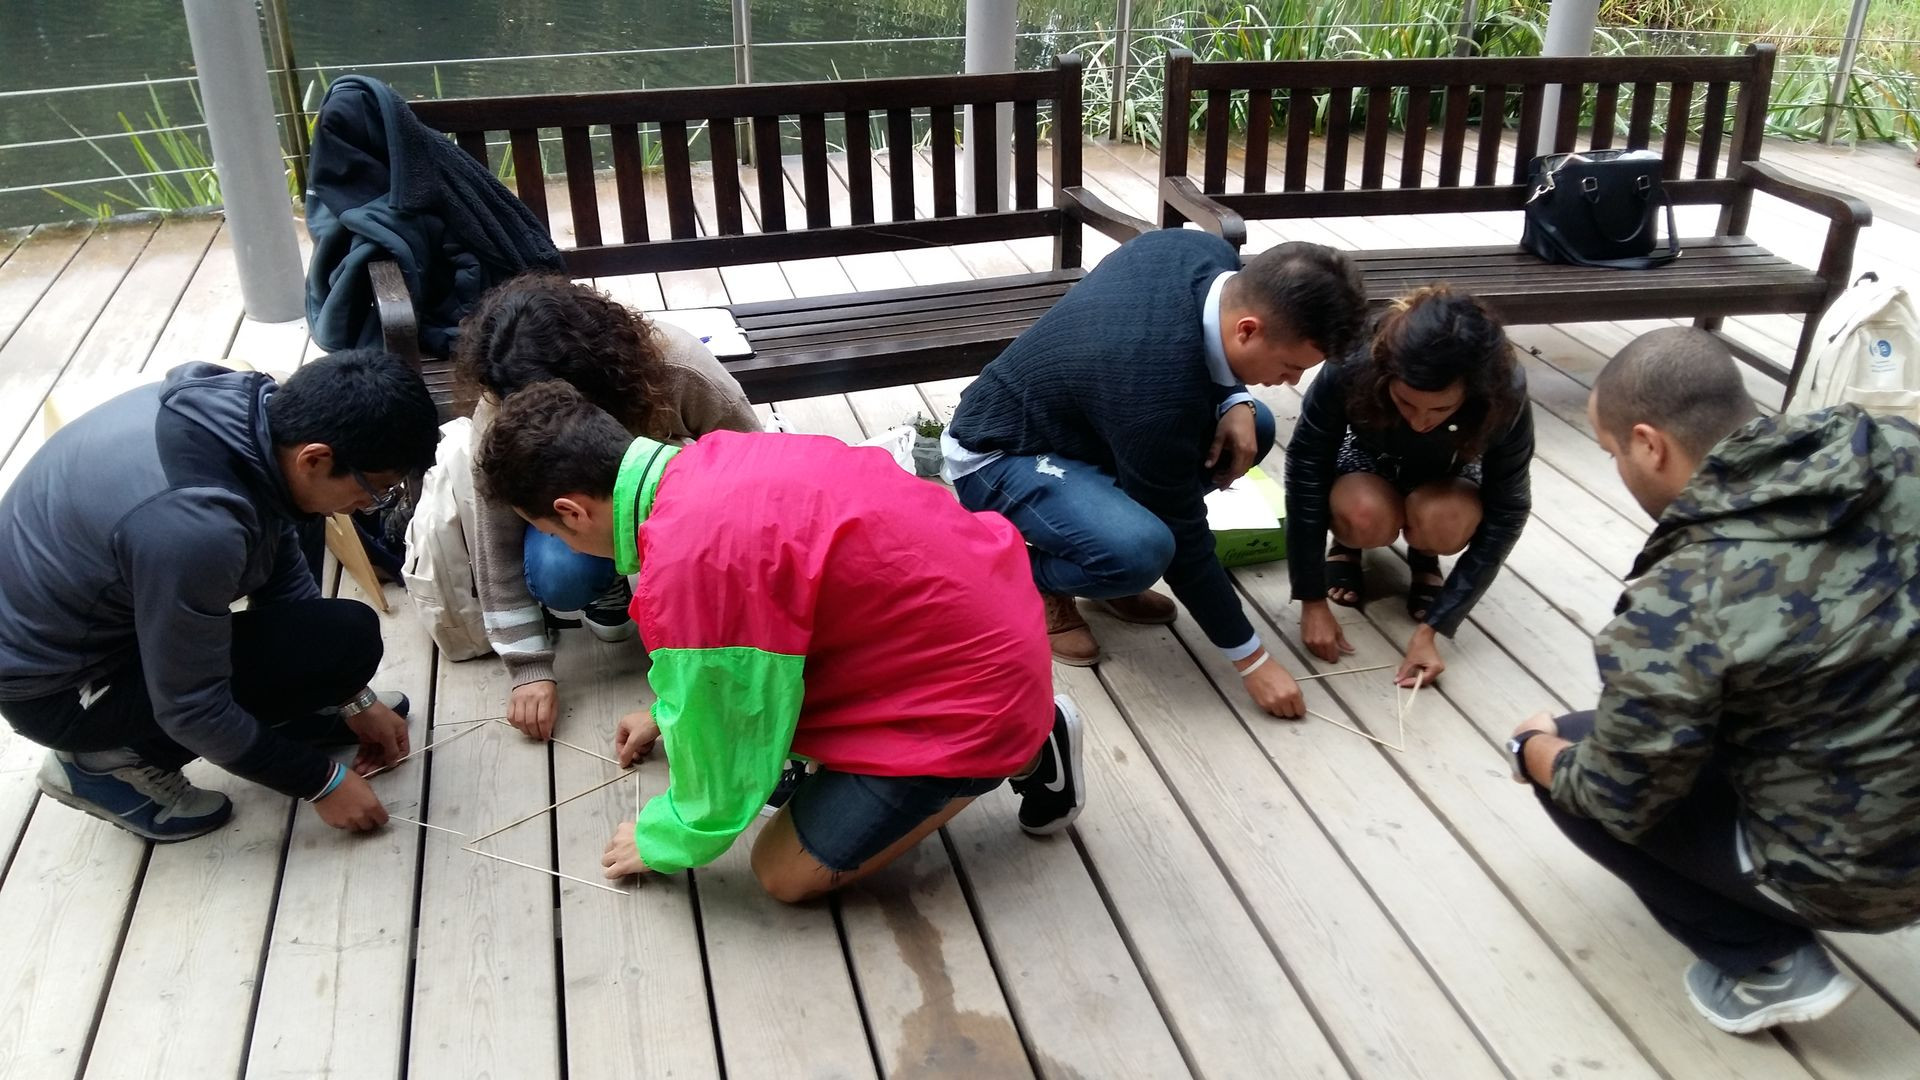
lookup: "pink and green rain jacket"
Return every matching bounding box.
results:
[613,431,1053,874]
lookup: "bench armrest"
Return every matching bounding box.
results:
[1737,161,1872,228]
[1160,176,1247,250]
[1059,185,1151,245]
[368,260,423,370]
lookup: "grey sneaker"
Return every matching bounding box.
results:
[36,750,233,842]
[1684,943,1860,1034]
[580,577,637,643]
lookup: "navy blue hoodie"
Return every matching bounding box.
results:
[0,364,333,798]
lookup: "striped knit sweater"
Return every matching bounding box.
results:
[470,320,761,685]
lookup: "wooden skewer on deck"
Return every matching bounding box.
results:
[1308,708,1403,752]
[386,813,465,837]
[465,770,636,845]
[363,717,490,778]
[1296,663,1397,683]
[1398,669,1426,747]
[463,846,626,895]
[487,718,622,766]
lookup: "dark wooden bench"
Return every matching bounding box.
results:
[370,55,1147,414]
[1157,44,1870,395]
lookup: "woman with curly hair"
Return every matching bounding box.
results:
[1284,286,1534,687]
[456,272,760,739]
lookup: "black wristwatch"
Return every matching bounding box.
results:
[1507,729,1547,784]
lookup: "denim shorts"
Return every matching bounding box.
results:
[788,768,1005,873]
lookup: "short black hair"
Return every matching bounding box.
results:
[267,348,439,475]
[477,380,632,519]
[1594,327,1760,459]
[1226,242,1368,358]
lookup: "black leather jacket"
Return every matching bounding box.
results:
[1285,361,1534,636]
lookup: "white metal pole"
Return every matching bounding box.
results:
[1110,0,1135,140]
[1536,0,1604,156]
[962,0,1016,214]
[732,0,754,164]
[182,0,304,322]
[1821,0,1874,144]
[1453,0,1482,57]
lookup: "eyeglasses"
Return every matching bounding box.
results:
[351,470,405,510]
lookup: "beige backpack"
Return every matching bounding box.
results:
[1795,272,1920,423]
[402,418,493,660]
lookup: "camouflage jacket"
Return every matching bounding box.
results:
[1551,406,1920,931]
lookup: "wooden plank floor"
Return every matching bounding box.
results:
[0,138,1916,1080]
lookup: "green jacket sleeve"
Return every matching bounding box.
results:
[635,645,806,874]
[1550,556,1727,840]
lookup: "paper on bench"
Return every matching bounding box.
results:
[649,308,754,359]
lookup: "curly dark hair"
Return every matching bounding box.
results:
[1345,286,1523,461]
[477,380,632,518]
[454,271,674,439]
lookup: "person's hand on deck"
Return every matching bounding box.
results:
[507,680,559,740]
[315,771,389,831]
[1207,401,1260,488]
[615,709,661,767]
[1396,625,1445,688]
[346,698,410,775]
[603,821,654,879]
[1237,649,1306,718]
[1300,600,1355,663]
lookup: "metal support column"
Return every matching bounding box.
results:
[1821,0,1873,144]
[1536,0,1603,155]
[1110,0,1135,140]
[731,0,754,164]
[962,0,1015,213]
[260,0,309,193]
[1453,0,1481,57]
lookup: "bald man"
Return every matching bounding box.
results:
[1507,328,1920,1035]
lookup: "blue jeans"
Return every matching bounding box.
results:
[522,524,620,612]
[952,400,1274,599]
[789,768,1005,872]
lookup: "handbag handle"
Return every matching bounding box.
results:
[1579,173,1656,246]
[1534,188,1680,270]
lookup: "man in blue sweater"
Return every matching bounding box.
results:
[0,352,439,841]
[946,230,1366,717]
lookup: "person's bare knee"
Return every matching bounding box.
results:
[1330,476,1404,548]
[1404,483,1482,555]
[750,812,836,904]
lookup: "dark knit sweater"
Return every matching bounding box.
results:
[948,230,1254,650]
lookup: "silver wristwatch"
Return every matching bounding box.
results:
[337,686,379,718]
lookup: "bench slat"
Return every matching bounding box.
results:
[800,113,832,227]
[561,126,601,247]
[1361,86,1390,189]
[931,105,958,218]
[1244,88,1272,193]
[508,129,549,228]
[1474,85,1505,186]
[709,119,745,235]
[1401,85,1432,188]
[887,108,915,222]
[1514,83,1544,183]
[1553,82,1581,153]
[970,102,998,214]
[1626,82,1656,150]
[1013,99,1039,210]
[1591,83,1619,150]
[733,271,1080,326]
[1663,83,1693,180]
[1283,89,1312,193]
[658,120,697,238]
[454,130,489,167]
[1438,85,1470,187]
[1212,177,1742,218]
[1179,52,1759,92]
[752,116,787,231]
[609,124,649,243]
[1697,81,1730,179]
[846,110,875,224]
[1323,87,1352,192]
[751,298,1062,353]
[1204,90,1231,193]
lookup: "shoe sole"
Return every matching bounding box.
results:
[1089,599,1178,626]
[1021,694,1087,836]
[1050,647,1100,668]
[35,776,231,844]
[585,620,638,643]
[1686,969,1861,1035]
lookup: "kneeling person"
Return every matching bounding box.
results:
[0,353,441,841]
[477,382,1083,902]
[1509,329,1920,1034]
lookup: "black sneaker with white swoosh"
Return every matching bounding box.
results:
[1010,694,1085,835]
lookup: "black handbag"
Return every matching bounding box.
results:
[1522,149,1680,270]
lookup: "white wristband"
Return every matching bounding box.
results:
[1238,651,1271,678]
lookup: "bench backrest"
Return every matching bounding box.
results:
[409,57,1086,278]
[1162,45,1776,233]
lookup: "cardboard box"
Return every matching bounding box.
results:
[1207,466,1287,567]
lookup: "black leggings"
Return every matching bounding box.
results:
[1538,711,1818,976]
[1,599,382,771]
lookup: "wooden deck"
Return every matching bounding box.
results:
[1,135,1918,1080]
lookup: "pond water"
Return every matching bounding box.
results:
[2,0,1185,227]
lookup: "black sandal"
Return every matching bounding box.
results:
[1407,550,1444,621]
[1325,542,1365,609]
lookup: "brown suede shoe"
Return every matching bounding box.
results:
[1042,592,1100,667]
[1093,589,1177,625]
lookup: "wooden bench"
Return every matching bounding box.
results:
[1157,44,1870,395]
[370,55,1147,414]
